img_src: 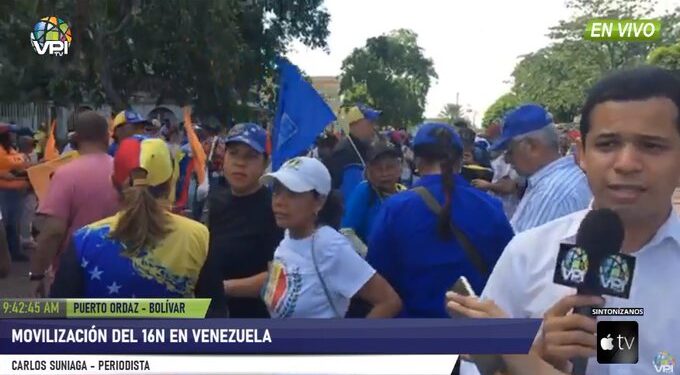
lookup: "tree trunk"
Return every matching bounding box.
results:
[100,57,126,111]
[96,5,135,112]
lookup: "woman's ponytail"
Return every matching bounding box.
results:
[437,154,456,240]
[109,184,171,256]
[413,126,462,241]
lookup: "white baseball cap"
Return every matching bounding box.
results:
[260,156,331,196]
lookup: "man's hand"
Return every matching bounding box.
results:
[539,295,604,371]
[445,292,508,318]
[471,179,493,191]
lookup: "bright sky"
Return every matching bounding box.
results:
[286,0,677,125]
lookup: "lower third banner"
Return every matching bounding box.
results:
[0,319,540,355]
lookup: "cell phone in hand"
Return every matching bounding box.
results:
[449,276,477,297]
[447,276,477,319]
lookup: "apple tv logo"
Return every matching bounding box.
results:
[597,321,639,364]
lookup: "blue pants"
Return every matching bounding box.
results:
[0,189,24,257]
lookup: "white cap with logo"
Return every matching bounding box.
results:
[260,156,331,196]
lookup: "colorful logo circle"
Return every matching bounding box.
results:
[561,246,589,283]
[599,254,630,293]
[653,351,676,367]
[30,16,72,54]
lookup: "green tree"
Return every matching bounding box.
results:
[340,29,437,127]
[549,0,679,69]
[509,0,679,122]
[482,92,520,128]
[648,43,680,71]
[340,83,374,108]
[512,41,605,122]
[0,0,330,121]
[439,103,462,124]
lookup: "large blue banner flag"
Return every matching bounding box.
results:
[272,57,336,170]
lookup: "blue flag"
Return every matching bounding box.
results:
[272,58,336,170]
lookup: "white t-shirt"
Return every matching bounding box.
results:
[461,209,680,375]
[490,156,520,219]
[262,226,376,318]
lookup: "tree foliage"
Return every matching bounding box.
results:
[648,43,680,72]
[512,41,606,122]
[439,103,462,124]
[0,0,330,121]
[339,29,437,128]
[482,92,520,128]
[341,82,374,108]
[504,0,679,123]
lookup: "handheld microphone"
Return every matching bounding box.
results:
[553,209,635,375]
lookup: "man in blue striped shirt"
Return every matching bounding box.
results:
[491,104,592,233]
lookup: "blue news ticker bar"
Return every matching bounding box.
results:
[0,319,541,355]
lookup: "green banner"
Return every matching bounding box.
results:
[0,299,66,318]
[584,19,661,42]
[66,299,210,318]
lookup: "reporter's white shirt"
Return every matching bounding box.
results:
[461,208,680,375]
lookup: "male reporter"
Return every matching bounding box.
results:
[460,66,680,375]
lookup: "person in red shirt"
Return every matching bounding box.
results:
[30,111,120,296]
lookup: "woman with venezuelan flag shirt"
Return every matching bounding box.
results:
[50,136,209,298]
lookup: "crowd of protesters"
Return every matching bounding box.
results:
[0,65,679,374]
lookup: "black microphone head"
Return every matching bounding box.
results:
[576,208,624,257]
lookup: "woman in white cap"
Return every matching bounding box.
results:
[259,156,402,318]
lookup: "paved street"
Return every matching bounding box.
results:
[0,262,31,297]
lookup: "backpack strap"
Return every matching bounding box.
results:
[412,186,490,276]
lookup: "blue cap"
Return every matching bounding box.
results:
[16,127,35,137]
[225,123,267,154]
[346,103,382,124]
[113,110,150,130]
[357,103,381,121]
[491,104,553,151]
[413,122,463,151]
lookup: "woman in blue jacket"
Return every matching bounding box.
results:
[366,123,514,318]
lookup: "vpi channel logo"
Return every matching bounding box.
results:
[30,17,72,56]
[560,246,588,283]
[599,254,631,294]
[654,352,676,374]
[597,321,638,364]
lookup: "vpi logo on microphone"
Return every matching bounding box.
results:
[597,321,638,364]
[599,254,631,294]
[30,17,72,56]
[560,246,588,283]
[653,352,676,374]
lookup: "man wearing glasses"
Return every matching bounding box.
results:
[490,104,592,233]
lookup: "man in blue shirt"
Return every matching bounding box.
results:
[367,123,514,318]
[341,140,406,245]
[491,104,592,233]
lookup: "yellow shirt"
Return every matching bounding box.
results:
[78,212,209,297]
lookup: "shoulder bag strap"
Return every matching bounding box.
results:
[412,186,490,276]
[310,232,342,318]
